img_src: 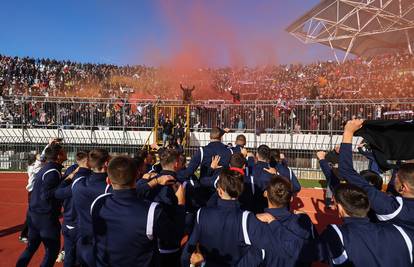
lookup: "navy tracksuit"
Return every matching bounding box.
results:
[357,147,382,175]
[63,163,79,178]
[250,160,301,213]
[200,168,257,212]
[321,217,413,266]
[240,207,319,267]
[319,159,340,191]
[339,143,414,231]
[230,144,243,154]
[136,170,184,267]
[271,161,301,193]
[55,167,92,267]
[17,162,63,267]
[178,141,233,179]
[72,172,109,267]
[182,199,272,267]
[91,189,185,267]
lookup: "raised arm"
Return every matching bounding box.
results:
[317,151,340,190]
[340,120,401,218]
[177,149,202,179]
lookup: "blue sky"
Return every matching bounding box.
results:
[0,0,343,66]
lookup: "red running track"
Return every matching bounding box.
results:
[0,172,340,267]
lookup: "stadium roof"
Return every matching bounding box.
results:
[287,0,414,62]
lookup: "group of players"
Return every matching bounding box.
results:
[16,119,414,267]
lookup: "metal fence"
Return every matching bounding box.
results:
[1,96,413,180]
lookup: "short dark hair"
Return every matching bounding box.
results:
[397,163,414,189]
[235,135,246,146]
[334,184,370,218]
[132,155,145,170]
[230,153,246,168]
[257,145,271,161]
[88,149,110,169]
[108,156,137,186]
[160,149,179,168]
[360,170,383,190]
[210,127,223,140]
[179,154,187,167]
[217,169,244,198]
[270,149,281,163]
[75,151,89,162]
[44,144,63,162]
[136,150,148,159]
[266,176,292,207]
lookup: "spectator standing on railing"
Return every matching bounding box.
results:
[180,84,195,104]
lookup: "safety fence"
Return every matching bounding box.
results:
[1,96,412,180]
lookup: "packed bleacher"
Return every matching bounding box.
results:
[1,53,414,134]
[2,53,414,100]
[14,119,414,267]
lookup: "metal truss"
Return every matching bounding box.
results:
[288,0,414,62]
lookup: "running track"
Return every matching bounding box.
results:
[0,173,340,267]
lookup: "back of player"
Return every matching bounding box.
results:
[321,184,413,267]
[17,144,67,267]
[72,148,110,266]
[183,169,252,267]
[179,127,232,180]
[91,156,185,267]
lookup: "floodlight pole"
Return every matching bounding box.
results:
[405,30,413,55]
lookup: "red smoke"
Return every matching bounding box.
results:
[129,1,282,100]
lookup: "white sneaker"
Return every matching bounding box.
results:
[18,236,28,243]
[56,251,65,263]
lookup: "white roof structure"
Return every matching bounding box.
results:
[287,0,414,62]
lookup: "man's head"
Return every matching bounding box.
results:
[395,163,414,198]
[132,155,146,178]
[88,149,110,172]
[334,184,370,218]
[256,145,271,162]
[270,149,281,163]
[264,176,292,208]
[107,156,138,189]
[359,170,383,190]
[75,151,89,168]
[217,169,244,200]
[229,153,246,169]
[160,149,182,172]
[44,144,67,164]
[136,150,156,166]
[210,127,224,141]
[235,134,246,147]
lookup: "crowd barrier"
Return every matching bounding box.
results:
[1,97,411,179]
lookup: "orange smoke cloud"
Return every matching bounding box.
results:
[129,0,281,100]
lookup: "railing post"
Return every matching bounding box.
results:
[254,101,257,149]
[329,101,333,149]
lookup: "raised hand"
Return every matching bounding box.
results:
[256,212,276,223]
[156,175,176,185]
[264,167,277,175]
[210,155,222,169]
[316,151,326,160]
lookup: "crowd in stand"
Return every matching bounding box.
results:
[1,53,414,133]
[16,119,414,267]
[2,52,414,100]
